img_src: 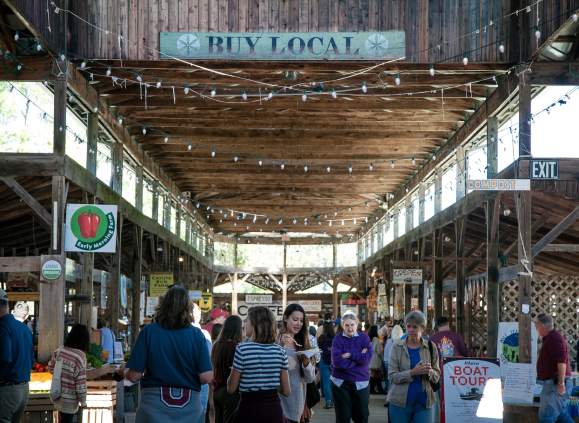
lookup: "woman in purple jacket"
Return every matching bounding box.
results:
[330,311,373,423]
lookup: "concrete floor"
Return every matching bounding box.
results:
[311,394,388,423]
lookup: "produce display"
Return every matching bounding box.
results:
[29,372,52,392]
[87,343,105,369]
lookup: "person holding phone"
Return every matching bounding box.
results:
[388,311,440,423]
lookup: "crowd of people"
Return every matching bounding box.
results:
[0,284,576,423]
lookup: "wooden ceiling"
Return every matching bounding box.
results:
[86,60,508,236]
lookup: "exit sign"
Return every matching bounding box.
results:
[530,160,559,180]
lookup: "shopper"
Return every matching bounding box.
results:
[211,315,243,423]
[388,311,440,423]
[97,318,115,364]
[383,324,403,405]
[0,288,34,423]
[278,304,316,423]
[331,311,373,423]
[12,301,29,323]
[227,306,290,423]
[535,313,574,423]
[429,316,468,358]
[48,324,90,423]
[192,302,213,423]
[318,319,336,409]
[125,285,213,423]
[368,325,385,394]
[205,307,229,335]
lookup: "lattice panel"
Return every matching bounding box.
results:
[501,274,579,348]
[467,278,488,353]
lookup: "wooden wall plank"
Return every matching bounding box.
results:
[347,0,358,31]
[307,0,317,32]
[337,0,347,31]
[248,0,259,30]
[128,0,138,59]
[288,0,299,31]
[258,0,268,31]
[299,0,309,32]
[178,0,188,31]
[268,0,279,31]
[199,0,209,32]
[219,0,229,31]
[318,0,329,31]
[228,0,239,31]
[238,0,248,31]
[189,0,200,31]
[279,0,289,31]
[137,0,147,60]
[328,0,338,31]
[208,0,219,31]
[358,0,369,31]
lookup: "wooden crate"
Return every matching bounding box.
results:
[23,393,57,423]
[84,380,117,422]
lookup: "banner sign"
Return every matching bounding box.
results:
[530,159,558,179]
[160,31,405,61]
[467,179,531,191]
[443,357,502,423]
[65,204,118,253]
[200,292,213,312]
[300,300,322,312]
[246,294,272,304]
[237,301,284,320]
[497,322,538,378]
[149,273,174,297]
[393,268,422,284]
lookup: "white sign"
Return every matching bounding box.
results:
[443,358,502,423]
[530,159,558,179]
[393,268,422,284]
[120,275,127,308]
[246,294,272,304]
[40,258,63,282]
[496,322,538,379]
[146,297,159,316]
[502,362,536,404]
[237,301,284,320]
[300,300,322,312]
[65,204,118,253]
[467,179,531,191]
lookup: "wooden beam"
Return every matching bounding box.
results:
[541,244,579,253]
[455,217,466,337]
[0,177,52,229]
[530,62,579,85]
[532,206,579,257]
[0,256,41,272]
[486,196,501,357]
[109,214,123,335]
[432,229,443,320]
[131,225,143,346]
[0,153,64,177]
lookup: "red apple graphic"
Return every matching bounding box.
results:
[78,212,93,238]
[90,213,100,238]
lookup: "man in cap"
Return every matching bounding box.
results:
[0,288,34,422]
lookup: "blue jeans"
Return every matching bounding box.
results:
[195,384,209,423]
[538,379,574,423]
[389,401,433,423]
[319,361,333,403]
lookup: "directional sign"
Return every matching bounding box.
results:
[530,159,558,180]
[467,179,531,191]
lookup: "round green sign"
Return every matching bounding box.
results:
[41,260,62,281]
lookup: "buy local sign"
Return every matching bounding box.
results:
[65,204,117,253]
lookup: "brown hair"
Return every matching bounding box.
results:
[281,303,311,351]
[211,315,243,385]
[248,306,277,344]
[154,285,192,329]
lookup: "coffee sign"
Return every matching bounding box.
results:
[160,31,405,61]
[65,204,118,253]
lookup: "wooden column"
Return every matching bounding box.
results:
[78,192,95,329]
[111,142,124,195]
[86,112,98,176]
[151,181,159,222]
[456,147,466,200]
[39,176,66,362]
[455,217,466,336]
[487,117,499,178]
[434,171,443,214]
[131,225,143,346]
[135,166,143,212]
[109,214,123,335]
[332,279,339,318]
[517,70,533,363]
[231,239,238,314]
[486,196,501,357]
[418,183,426,225]
[432,230,443,320]
[282,242,288,310]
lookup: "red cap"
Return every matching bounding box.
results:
[210,308,229,320]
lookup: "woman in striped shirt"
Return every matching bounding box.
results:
[48,324,89,423]
[227,306,290,423]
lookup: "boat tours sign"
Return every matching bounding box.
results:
[65,204,118,253]
[160,31,405,60]
[467,179,531,191]
[392,268,422,284]
[443,357,502,423]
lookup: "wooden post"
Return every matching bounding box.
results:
[86,112,98,176]
[486,196,501,357]
[135,166,143,212]
[432,230,443,320]
[332,279,339,318]
[434,171,443,214]
[151,181,159,222]
[418,183,426,225]
[487,117,499,178]
[517,69,533,363]
[456,147,466,200]
[52,82,67,156]
[79,251,94,329]
[282,243,288,310]
[131,225,143,346]
[455,217,466,336]
[231,239,238,314]
[109,214,123,335]
[39,176,66,362]
[111,142,123,195]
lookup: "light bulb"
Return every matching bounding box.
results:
[411,157,416,165]
[394,74,401,86]
[241,92,247,101]
[361,82,368,93]
[234,156,239,162]
[184,86,190,95]
[142,127,147,135]
[572,13,578,22]
[106,67,111,76]
[429,66,435,77]
[156,81,162,88]
[80,61,86,69]
[258,160,263,166]
[390,160,395,168]
[463,57,469,66]
[499,44,505,54]
[164,136,168,143]
[369,163,374,171]
[331,90,337,99]
[304,165,308,172]
[187,144,192,151]
[36,43,42,51]
[301,93,307,102]
[329,221,332,227]
[265,218,269,224]
[348,165,353,173]
[117,116,123,124]
[210,88,216,97]
[280,163,285,170]
[535,29,541,40]
[253,215,257,223]
[267,92,273,100]
[14,32,19,41]
[326,166,331,173]
[211,150,216,158]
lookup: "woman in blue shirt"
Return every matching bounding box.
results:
[124,285,213,423]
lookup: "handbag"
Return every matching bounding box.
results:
[427,341,441,392]
[49,354,63,402]
[306,381,321,408]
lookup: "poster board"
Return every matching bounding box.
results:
[149,273,173,297]
[392,268,422,284]
[496,322,538,378]
[443,357,502,423]
[502,363,536,405]
[146,297,159,317]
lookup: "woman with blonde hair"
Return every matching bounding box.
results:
[388,311,440,422]
[331,311,373,423]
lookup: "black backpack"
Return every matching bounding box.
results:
[427,341,441,392]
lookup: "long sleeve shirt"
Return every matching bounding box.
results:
[330,332,373,384]
[48,347,87,414]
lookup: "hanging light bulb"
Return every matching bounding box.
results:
[326,166,331,173]
[211,149,216,158]
[348,164,353,173]
[353,218,357,224]
[411,157,416,165]
[432,154,437,160]
[278,218,283,225]
[36,43,43,51]
[463,56,469,66]
[572,13,578,22]
[429,65,435,77]
[293,218,297,224]
[187,144,192,151]
[258,160,263,166]
[14,32,19,41]
[164,136,169,143]
[136,74,143,82]
[265,218,269,224]
[80,61,87,69]
[369,163,374,171]
[267,92,273,100]
[304,165,308,172]
[106,67,112,76]
[184,86,190,95]
[329,221,333,227]
[334,211,338,216]
[394,74,401,86]
[253,215,257,223]
[280,163,285,170]
[210,88,217,97]
[499,44,505,54]
[361,82,368,93]
[142,127,147,135]
[301,93,308,102]
[331,89,337,99]
[156,81,162,88]
[234,156,239,163]
[390,160,395,168]
[534,28,541,41]
[241,92,248,101]
[117,116,123,124]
